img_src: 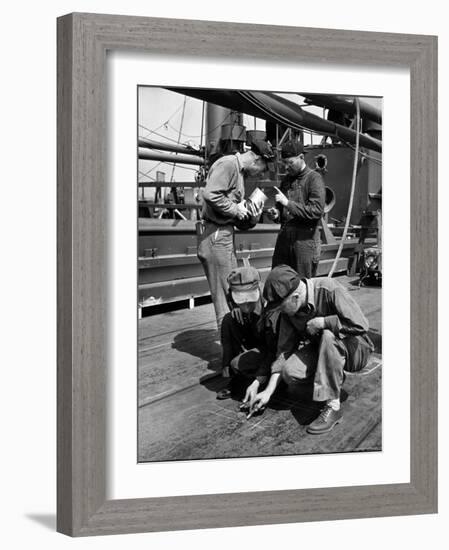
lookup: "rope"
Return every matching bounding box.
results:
[138,170,156,181]
[138,124,184,145]
[169,96,187,184]
[139,100,186,137]
[342,140,382,166]
[166,111,231,139]
[328,98,361,278]
[345,361,382,377]
[200,101,205,147]
[138,162,163,178]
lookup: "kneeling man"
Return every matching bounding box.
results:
[251,264,374,434]
[218,265,276,402]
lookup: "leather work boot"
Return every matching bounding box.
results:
[306,406,343,434]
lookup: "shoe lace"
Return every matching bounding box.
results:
[319,407,333,421]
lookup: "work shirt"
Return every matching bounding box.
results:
[278,166,325,234]
[226,291,263,332]
[271,277,373,374]
[201,153,245,225]
[221,294,276,384]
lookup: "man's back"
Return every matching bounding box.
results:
[201,154,244,225]
[276,277,371,356]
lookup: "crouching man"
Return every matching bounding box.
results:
[250,264,374,434]
[217,265,276,402]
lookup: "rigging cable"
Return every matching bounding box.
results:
[138,171,156,181]
[138,124,184,145]
[200,101,205,149]
[138,161,163,179]
[169,96,187,184]
[341,140,382,166]
[140,100,187,138]
[328,97,361,278]
[166,111,231,139]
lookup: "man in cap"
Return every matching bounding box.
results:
[198,140,275,333]
[217,264,276,401]
[268,139,325,278]
[249,265,374,434]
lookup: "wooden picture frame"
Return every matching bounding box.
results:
[57,12,437,536]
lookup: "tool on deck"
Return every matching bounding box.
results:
[239,401,266,420]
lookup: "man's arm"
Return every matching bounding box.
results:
[284,172,325,221]
[202,159,239,218]
[245,314,298,415]
[247,372,282,416]
[275,314,301,359]
[323,285,370,338]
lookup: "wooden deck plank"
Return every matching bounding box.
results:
[138,358,381,461]
[138,331,221,405]
[139,305,217,341]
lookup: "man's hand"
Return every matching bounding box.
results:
[243,390,271,419]
[231,307,244,325]
[273,186,289,207]
[240,380,260,414]
[306,316,325,336]
[267,207,280,221]
[235,201,249,220]
[247,201,263,218]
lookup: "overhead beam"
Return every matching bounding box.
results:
[139,148,205,166]
[301,93,382,124]
[138,137,204,157]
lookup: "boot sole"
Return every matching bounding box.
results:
[216,389,232,400]
[306,418,341,435]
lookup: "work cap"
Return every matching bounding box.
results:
[281,140,304,159]
[251,140,275,161]
[228,266,261,304]
[263,264,300,305]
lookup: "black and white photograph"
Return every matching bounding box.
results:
[2,0,442,544]
[137,87,383,462]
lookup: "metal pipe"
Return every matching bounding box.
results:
[301,93,382,124]
[206,102,231,158]
[138,148,205,166]
[167,88,381,153]
[245,91,382,153]
[138,137,203,156]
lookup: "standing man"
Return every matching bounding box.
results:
[269,140,326,278]
[249,265,374,434]
[198,140,274,331]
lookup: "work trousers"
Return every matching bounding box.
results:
[272,225,321,278]
[281,329,373,402]
[221,312,270,382]
[197,222,237,331]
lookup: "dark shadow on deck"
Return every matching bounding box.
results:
[346,277,382,289]
[368,328,382,353]
[172,328,222,372]
[198,374,351,429]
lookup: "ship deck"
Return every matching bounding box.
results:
[138,275,382,462]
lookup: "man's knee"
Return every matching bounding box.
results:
[221,312,233,329]
[321,329,336,344]
[318,329,347,371]
[281,355,309,385]
[230,348,262,377]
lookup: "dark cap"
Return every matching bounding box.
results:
[281,140,304,159]
[228,266,261,304]
[263,264,300,305]
[251,140,275,161]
